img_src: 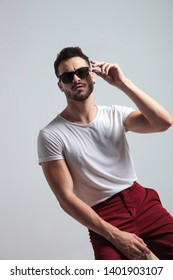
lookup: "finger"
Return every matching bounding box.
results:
[128,247,146,260]
[103,64,113,75]
[134,248,146,259]
[136,241,150,254]
[90,60,103,66]
[91,61,114,78]
[92,63,111,77]
[134,235,148,247]
[92,69,102,76]
[92,68,108,78]
[91,60,107,69]
[132,235,150,254]
[101,63,111,75]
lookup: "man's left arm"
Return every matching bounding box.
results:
[119,79,173,133]
[91,61,173,133]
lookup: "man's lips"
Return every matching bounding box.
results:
[72,83,86,90]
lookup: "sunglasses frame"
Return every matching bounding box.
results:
[58,67,90,84]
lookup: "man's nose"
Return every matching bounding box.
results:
[72,74,81,83]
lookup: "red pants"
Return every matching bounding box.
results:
[89,182,173,260]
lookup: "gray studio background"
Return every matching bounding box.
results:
[0,0,173,260]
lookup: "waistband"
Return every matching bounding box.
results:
[91,181,139,211]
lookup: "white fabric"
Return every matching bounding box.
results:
[37,105,137,206]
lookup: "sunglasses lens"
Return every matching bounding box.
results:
[76,67,89,79]
[60,73,74,84]
[59,67,90,84]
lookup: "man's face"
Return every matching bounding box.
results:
[58,57,95,102]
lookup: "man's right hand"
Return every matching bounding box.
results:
[109,229,150,259]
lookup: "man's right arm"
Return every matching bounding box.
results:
[41,159,150,259]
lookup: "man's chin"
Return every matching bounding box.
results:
[66,92,92,102]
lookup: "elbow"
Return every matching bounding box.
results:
[58,193,74,214]
[58,197,69,211]
[59,199,71,215]
[158,117,173,132]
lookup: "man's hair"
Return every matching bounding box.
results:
[54,46,90,78]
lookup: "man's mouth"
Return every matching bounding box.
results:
[72,83,85,90]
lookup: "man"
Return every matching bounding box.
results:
[37,47,173,260]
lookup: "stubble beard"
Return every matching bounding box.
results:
[63,82,94,102]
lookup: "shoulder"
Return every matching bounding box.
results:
[37,116,67,152]
[98,105,135,121]
[39,115,63,133]
[38,115,67,139]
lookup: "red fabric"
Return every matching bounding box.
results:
[89,182,173,260]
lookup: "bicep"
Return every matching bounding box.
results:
[41,160,74,202]
[124,110,152,133]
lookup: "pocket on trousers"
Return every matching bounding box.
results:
[147,187,162,204]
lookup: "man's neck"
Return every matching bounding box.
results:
[60,96,97,124]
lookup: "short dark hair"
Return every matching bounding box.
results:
[54,46,90,78]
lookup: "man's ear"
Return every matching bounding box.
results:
[58,81,64,92]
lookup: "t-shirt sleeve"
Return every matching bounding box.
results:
[37,130,65,164]
[116,105,135,123]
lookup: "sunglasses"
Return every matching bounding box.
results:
[58,67,90,84]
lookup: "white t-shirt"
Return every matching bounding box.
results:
[37,105,137,206]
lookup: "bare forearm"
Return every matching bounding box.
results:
[59,192,119,241]
[119,79,173,130]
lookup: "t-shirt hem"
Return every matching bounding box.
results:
[38,156,64,165]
